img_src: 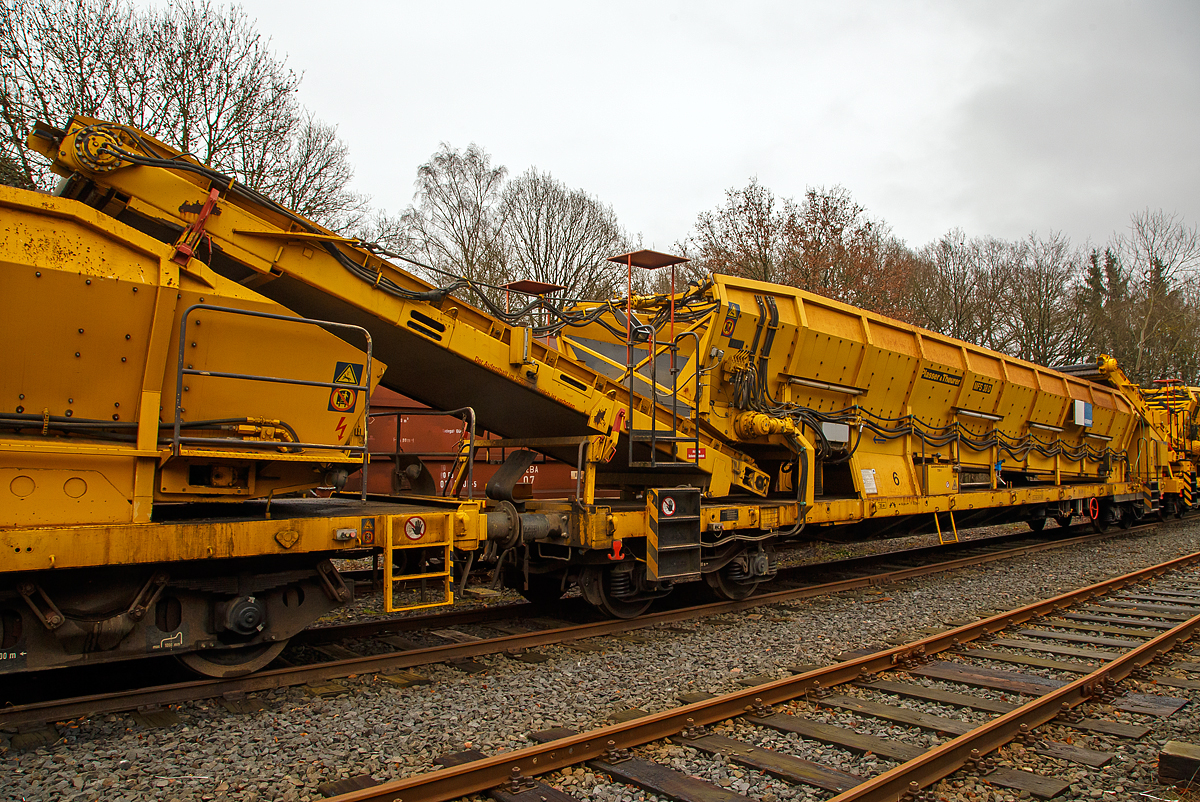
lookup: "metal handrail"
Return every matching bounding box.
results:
[173,304,373,501]
[626,326,703,468]
[367,407,477,499]
[672,330,703,434]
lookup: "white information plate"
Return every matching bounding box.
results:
[861,468,878,495]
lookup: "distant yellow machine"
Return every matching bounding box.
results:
[0,117,1188,676]
[1141,377,1200,510]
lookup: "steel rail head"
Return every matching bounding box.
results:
[824,583,1200,801]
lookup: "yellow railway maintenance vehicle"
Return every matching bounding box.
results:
[1053,358,1199,517]
[1132,376,1199,514]
[0,117,1188,676]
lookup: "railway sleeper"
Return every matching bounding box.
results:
[334,554,1200,802]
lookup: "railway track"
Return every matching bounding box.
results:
[300,523,1093,646]
[0,524,1149,733]
[321,547,1200,802]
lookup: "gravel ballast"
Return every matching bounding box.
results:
[3,521,1199,802]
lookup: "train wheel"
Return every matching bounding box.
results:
[704,566,760,601]
[1092,513,1109,534]
[578,565,652,619]
[177,641,287,678]
[1027,518,1047,532]
[1054,515,1072,529]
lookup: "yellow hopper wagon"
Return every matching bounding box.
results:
[0,117,1186,675]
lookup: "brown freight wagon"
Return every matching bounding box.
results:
[346,388,589,499]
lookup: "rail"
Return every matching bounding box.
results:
[0,523,1145,731]
[324,544,1200,802]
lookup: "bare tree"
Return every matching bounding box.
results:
[682,180,920,319]
[145,2,298,176]
[787,185,918,320]
[352,208,415,256]
[909,217,1200,381]
[499,168,630,303]
[1007,232,1087,366]
[259,112,369,230]
[969,237,1020,353]
[0,0,133,188]
[684,178,798,284]
[0,150,31,188]
[790,185,868,293]
[680,182,1200,380]
[403,142,508,291]
[911,230,983,341]
[0,0,363,228]
[1119,209,1200,380]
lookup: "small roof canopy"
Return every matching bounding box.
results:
[606,250,690,270]
[502,280,566,295]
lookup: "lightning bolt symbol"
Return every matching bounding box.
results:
[335,416,348,440]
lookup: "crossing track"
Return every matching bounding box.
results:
[321,548,1200,802]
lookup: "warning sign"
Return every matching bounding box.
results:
[361,517,375,545]
[686,447,706,460]
[329,387,356,412]
[721,302,741,336]
[661,497,676,517]
[328,361,364,412]
[404,516,426,541]
[334,362,363,385]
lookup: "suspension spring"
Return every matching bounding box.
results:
[609,570,634,598]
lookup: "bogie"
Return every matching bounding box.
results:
[0,559,346,677]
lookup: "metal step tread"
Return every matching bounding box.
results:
[630,431,699,442]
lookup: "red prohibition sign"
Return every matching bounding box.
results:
[404,516,426,541]
[661,497,676,517]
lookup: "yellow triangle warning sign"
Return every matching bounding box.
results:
[333,362,362,385]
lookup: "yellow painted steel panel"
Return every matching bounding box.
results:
[921,464,958,496]
[0,500,482,572]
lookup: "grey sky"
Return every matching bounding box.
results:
[211,1,1198,253]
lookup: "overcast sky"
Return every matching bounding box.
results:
[205,1,1197,253]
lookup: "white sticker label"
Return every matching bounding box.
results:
[861,468,878,495]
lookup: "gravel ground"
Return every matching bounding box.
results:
[2,520,1199,802]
